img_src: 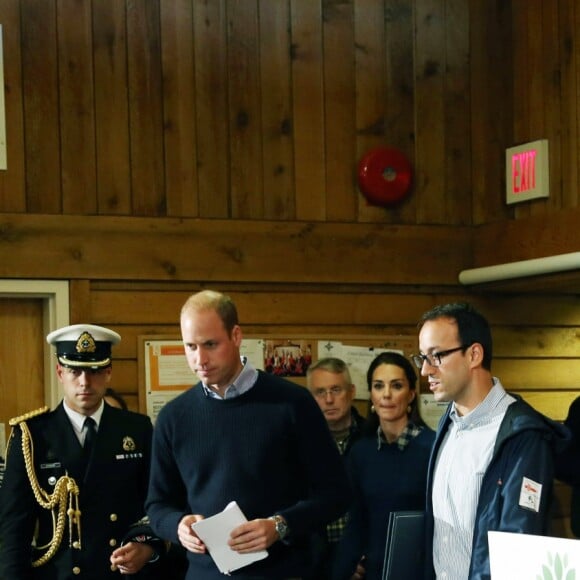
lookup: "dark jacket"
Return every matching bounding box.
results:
[424,395,570,580]
[555,396,580,537]
[306,406,366,580]
[340,406,366,456]
[0,403,161,580]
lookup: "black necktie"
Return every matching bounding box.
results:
[83,416,97,457]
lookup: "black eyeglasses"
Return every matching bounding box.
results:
[411,345,469,369]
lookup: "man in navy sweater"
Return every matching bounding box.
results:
[146,290,351,579]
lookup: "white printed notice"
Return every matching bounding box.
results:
[418,394,449,430]
[318,341,402,400]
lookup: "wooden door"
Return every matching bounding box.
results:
[0,298,46,452]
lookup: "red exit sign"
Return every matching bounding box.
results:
[505,139,549,204]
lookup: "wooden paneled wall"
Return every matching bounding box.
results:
[0,0,578,536]
[0,0,577,451]
[0,1,578,225]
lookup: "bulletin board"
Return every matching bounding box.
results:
[137,334,447,428]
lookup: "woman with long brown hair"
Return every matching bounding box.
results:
[333,352,435,580]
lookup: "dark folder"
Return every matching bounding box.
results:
[382,510,425,580]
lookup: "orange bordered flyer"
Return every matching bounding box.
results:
[144,340,196,421]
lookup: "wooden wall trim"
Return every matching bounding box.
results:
[0,214,471,286]
[473,208,580,266]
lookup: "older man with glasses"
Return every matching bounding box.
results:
[306,357,365,580]
[415,302,570,580]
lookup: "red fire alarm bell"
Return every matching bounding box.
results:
[357,147,412,207]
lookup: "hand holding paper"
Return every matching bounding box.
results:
[191,501,268,575]
[179,514,207,554]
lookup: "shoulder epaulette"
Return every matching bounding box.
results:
[9,405,50,426]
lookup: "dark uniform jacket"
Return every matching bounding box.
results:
[0,402,160,580]
[555,395,580,537]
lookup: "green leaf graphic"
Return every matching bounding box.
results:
[555,553,563,579]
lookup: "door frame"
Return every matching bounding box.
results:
[0,280,69,408]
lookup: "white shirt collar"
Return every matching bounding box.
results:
[63,399,105,434]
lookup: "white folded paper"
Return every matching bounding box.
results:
[191,501,269,575]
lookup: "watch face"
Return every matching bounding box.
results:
[274,516,288,539]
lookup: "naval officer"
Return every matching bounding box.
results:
[0,324,165,579]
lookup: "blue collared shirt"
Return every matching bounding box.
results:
[432,378,516,580]
[201,357,259,400]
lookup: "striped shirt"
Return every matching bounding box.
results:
[432,379,515,579]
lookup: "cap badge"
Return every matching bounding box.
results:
[122,436,136,452]
[76,332,97,354]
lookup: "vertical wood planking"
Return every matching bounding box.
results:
[258,0,296,220]
[527,2,546,141]
[541,0,562,213]
[0,0,26,211]
[525,0,549,218]
[511,0,528,145]
[354,0,388,224]
[92,0,131,215]
[469,0,487,225]
[383,0,416,225]
[193,0,230,218]
[227,0,263,219]
[511,0,533,220]
[126,0,165,216]
[322,0,356,222]
[259,1,295,220]
[4,0,580,225]
[558,0,579,209]
[290,0,326,220]
[160,0,198,217]
[470,0,513,225]
[414,0,446,224]
[21,0,61,213]
[57,0,97,214]
[443,0,470,225]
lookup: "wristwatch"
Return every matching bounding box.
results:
[269,514,289,540]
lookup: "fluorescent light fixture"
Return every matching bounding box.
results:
[459,252,580,285]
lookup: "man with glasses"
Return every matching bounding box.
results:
[306,357,365,579]
[414,303,569,580]
[0,324,167,579]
